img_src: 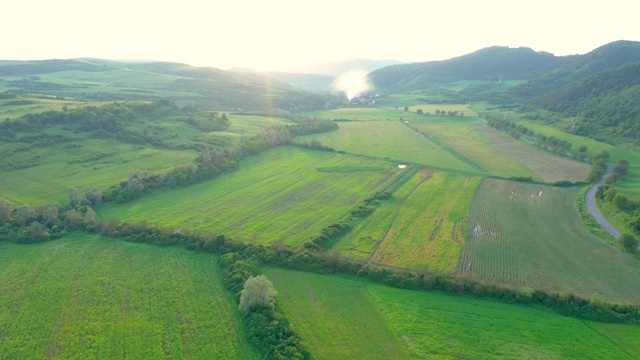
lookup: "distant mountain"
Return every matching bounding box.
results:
[300,59,403,77]
[368,46,570,92]
[0,59,342,112]
[511,40,640,98]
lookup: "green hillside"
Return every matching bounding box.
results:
[0,58,343,112]
[368,46,569,92]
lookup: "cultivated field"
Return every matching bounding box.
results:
[266,268,640,359]
[336,171,481,271]
[98,147,402,246]
[0,233,258,359]
[304,108,429,121]
[405,104,478,117]
[407,120,539,179]
[300,120,481,173]
[475,124,590,182]
[460,178,640,304]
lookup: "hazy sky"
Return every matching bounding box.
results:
[4,0,639,72]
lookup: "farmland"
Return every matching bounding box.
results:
[300,120,481,173]
[474,124,590,182]
[0,140,197,206]
[266,268,640,359]
[406,120,539,179]
[97,146,402,246]
[460,178,640,304]
[0,232,257,359]
[335,171,481,271]
[0,108,293,206]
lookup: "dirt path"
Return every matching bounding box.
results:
[585,167,621,239]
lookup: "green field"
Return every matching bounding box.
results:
[266,268,640,359]
[0,140,197,206]
[475,124,590,182]
[0,233,257,359]
[408,120,539,179]
[335,171,480,271]
[98,146,402,246]
[301,120,481,173]
[371,172,480,271]
[304,107,431,121]
[460,178,640,304]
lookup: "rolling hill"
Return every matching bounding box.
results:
[368,46,570,92]
[0,59,342,112]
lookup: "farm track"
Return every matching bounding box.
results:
[366,172,433,263]
[585,167,621,239]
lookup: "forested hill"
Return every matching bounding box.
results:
[0,59,344,112]
[510,40,640,99]
[527,62,640,139]
[367,46,570,92]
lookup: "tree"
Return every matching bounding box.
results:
[619,233,638,252]
[15,205,36,227]
[239,275,277,314]
[43,206,59,226]
[612,194,629,210]
[416,109,423,114]
[0,198,14,226]
[403,106,409,112]
[578,145,588,153]
[29,222,48,242]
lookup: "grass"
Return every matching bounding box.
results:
[265,268,640,359]
[304,107,432,121]
[474,124,590,182]
[0,233,258,359]
[339,171,481,271]
[370,172,481,271]
[0,139,197,206]
[300,120,481,173]
[97,147,402,246]
[460,178,640,304]
[405,104,478,117]
[407,120,539,179]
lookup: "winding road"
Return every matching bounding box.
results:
[585,166,621,239]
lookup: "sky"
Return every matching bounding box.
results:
[3,0,640,72]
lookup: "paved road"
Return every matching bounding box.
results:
[585,167,621,239]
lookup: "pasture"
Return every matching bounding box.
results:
[0,233,258,359]
[460,178,640,304]
[300,120,481,173]
[97,147,402,246]
[266,268,640,359]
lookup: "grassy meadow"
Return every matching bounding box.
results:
[460,178,640,304]
[266,268,640,360]
[407,120,539,179]
[0,233,258,359]
[97,146,402,246]
[300,120,482,173]
[0,140,197,206]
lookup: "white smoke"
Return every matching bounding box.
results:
[334,69,372,100]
